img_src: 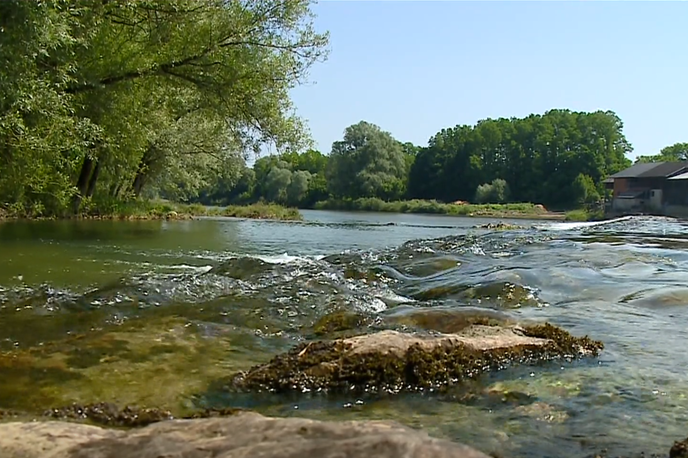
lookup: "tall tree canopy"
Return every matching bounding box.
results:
[326,121,407,200]
[408,109,632,208]
[0,0,329,215]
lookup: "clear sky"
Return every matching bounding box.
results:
[290,0,688,161]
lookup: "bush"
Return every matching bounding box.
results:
[475,179,510,204]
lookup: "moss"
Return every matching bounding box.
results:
[385,308,510,334]
[42,403,245,428]
[44,402,174,427]
[671,438,688,458]
[475,222,526,230]
[229,323,604,394]
[311,310,372,337]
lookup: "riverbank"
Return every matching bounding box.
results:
[313,198,565,220]
[564,208,606,222]
[0,201,303,222]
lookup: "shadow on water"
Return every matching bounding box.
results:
[0,215,686,457]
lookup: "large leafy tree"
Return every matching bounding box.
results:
[0,0,329,215]
[327,121,407,200]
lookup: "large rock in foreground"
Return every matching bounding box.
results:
[0,412,491,458]
[229,323,603,393]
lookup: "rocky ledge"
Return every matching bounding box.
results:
[227,322,603,394]
[0,411,491,458]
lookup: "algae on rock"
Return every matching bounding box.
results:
[227,322,604,394]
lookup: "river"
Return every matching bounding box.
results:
[0,210,687,457]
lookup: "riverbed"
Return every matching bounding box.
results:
[0,210,686,457]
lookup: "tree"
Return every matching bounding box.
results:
[327,121,407,200]
[0,0,329,215]
[264,167,293,204]
[286,170,312,206]
[475,179,510,204]
[571,173,600,206]
[408,110,632,208]
[636,142,688,163]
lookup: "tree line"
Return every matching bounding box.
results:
[197,110,650,210]
[0,0,328,217]
[2,1,678,216]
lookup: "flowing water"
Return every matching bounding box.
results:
[1,210,687,457]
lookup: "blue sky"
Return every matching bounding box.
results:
[290,1,688,161]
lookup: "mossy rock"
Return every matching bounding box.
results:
[311,310,373,337]
[383,307,513,334]
[43,402,245,428]
[228,323,603,394]
[475,222,526,230]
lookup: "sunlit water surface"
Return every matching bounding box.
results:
[1,210,687,457]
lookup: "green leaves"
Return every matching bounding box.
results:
[0,0,329,214]
[327,121,408,200]
[409,110,632,209]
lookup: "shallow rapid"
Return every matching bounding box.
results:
[1,211,687,458]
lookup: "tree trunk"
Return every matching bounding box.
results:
[72,156,95,213]
[85,161,101,198]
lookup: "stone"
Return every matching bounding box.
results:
[0,412,492,458]
[671,437,688,458]
[228,323,603,394]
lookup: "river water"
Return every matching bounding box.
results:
[1,210,687,457]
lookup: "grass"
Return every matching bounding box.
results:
[0,200,303,222]
[564,208,606,222]
[313,197,562,220]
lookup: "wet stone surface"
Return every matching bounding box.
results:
[227,323,603,394]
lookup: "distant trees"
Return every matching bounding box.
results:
[635,142,688,163]
[326,121,408,200]
[408,109,632,208]
[192,110,643,210]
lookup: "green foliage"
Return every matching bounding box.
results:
[408,110,632,208]
[327,121,408,200]
[0,0,329,216]
[571,173,600,206]
[314,198,545,217]
[475,179,510,204]
[635,142,688,163]
[564,208,605,222]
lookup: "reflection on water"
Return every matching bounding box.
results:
[0,212,687,457]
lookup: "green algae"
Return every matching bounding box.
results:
[383,307,513,334]
[0,315,258,413]
[311,310,373,337]
[228,322,604,394]
[43,402,245,428]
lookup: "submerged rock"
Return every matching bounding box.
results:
[228,323,603,394]
[384,306,514,334]
[311,310,373,337]
[671,437,688,458]
[475,222,526,231]
[43,402,244,427]
[0,412,492,458]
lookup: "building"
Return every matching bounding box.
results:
[604,161,688,217]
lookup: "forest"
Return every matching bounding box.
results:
[198,111,646,211]
[0,0,678,217]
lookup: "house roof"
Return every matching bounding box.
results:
[668,171,688,180]
[609,162,688,179]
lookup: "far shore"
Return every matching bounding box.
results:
[0,200,584,223]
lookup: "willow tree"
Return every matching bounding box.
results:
[0,0,329,215]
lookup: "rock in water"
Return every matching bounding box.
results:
[0,412,492,458]
[228,323,604,393]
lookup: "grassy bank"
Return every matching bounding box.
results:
[313,198,564,220]
[0,201,303,222]
[564,208,606,222]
